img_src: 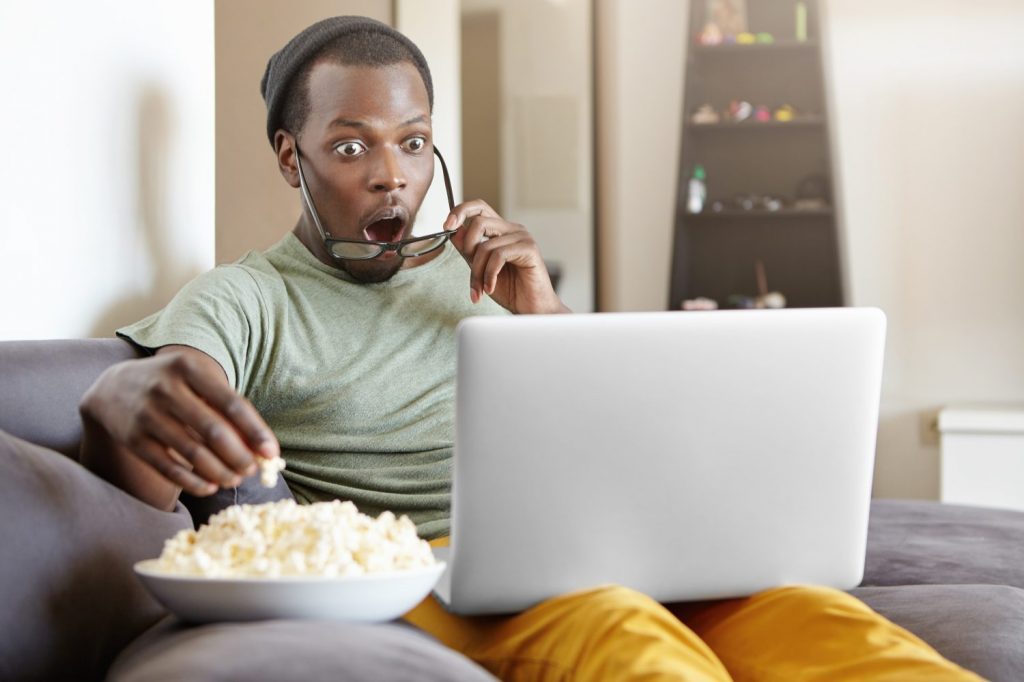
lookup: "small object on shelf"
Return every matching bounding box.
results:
[727,100,753,122]
[698,22,724,46]
[687,165,708,214]
[756,32,775,44]
[759,291,787,309]
[728,294,758,309]
[754,259,787,309]
[714,194,786,212]
[736,32,757,45]
[774,104,797,122]
[795,172,831,205]
[682,296,719,311]
[692,104,721,124]
[795,1,808,42]
[793,197,828,211]
[707,0,748,38]
[753,105,772,122]
[736,193,757,211]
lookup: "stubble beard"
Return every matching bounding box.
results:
[338,257,406,284]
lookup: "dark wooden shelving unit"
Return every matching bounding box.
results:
[669,0,843,310]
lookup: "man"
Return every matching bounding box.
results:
[80,16,978,681]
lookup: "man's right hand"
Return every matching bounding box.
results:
[79,345,279,511]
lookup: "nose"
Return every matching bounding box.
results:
[368,147,407,193]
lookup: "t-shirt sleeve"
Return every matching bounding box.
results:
[116,265,266,393]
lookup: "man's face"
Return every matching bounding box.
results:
[289,60,434,283]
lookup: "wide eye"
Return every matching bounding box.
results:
[403,136,427,153]
[334,140,366,157]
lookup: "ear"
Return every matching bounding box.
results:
[274,130,300,189]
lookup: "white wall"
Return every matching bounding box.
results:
[596,0,1024,499]
[0,0,215,340]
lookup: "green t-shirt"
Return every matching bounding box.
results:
[118,232,508,539]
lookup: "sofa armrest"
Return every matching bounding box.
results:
[0,339,141,459]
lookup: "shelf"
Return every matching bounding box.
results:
[671,0,843,310]
[686,208,834,221]
[687,118,824,131]
[692,41,819,55]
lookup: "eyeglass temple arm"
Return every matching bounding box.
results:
[294,146,331,243]
[433,146,455,212]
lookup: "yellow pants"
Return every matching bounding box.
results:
[405,538,982,681]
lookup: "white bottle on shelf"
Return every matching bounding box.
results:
[687,165,707,213]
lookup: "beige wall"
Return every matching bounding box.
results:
[595,0,1024,499]
[461,9,503,212]
[594,0,687,312]
[461,0,595,312]
[214,0,391,264]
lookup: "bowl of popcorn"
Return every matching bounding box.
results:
[134,499,445,623]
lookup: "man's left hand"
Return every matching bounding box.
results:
[446,199,570,315]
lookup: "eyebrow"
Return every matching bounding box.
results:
[327,114,429,129]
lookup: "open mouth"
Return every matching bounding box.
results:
[364,217,405,243]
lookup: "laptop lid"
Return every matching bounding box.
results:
[435,308,886,615]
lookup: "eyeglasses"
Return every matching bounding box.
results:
[294,142,457,261]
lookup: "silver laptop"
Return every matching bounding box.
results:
[433,308,886,615]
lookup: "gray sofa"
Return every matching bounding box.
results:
[1,339,1022,680]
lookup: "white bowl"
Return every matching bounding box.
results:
[134,560,447,624]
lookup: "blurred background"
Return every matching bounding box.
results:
[1,0,1023,502]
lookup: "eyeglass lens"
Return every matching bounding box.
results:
[328,232,451,261]
[329,242,383,260]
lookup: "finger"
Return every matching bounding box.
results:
[176,357,279,460]
[458,217,527,293]
[443,199,499,232]
[163,390,259,476]
[141,408,243,487]
[455,214,491,266]
[153,369,259,476]
[481,237,544,296]
[133,436,218,497]
[464,214,526,241]
[470,233,525,297]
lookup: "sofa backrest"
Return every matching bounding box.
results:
[0,339,141,459]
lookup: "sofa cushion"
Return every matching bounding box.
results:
[107,617,495,682]
[0,339,140,459]
[865,499,1024,588]
[0,430,192,682]
[852,584,1024,682]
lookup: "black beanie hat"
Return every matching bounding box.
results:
[259,16,434,148]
